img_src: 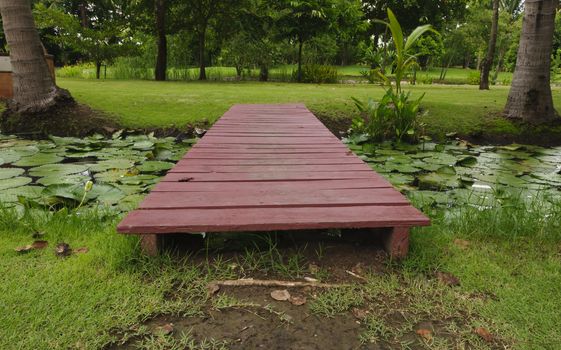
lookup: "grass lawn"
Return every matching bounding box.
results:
[1,195,560,349]
[57,78,561,140]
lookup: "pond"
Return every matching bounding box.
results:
[0,132,559,212]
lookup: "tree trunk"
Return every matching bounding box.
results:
[198,28,207,81]
[0,0,71,113]
[505,0,558,123]
[79,1,88,27]
[154,0,167,81]
[480,0,499,90]
[297,40,303,83]
[95,61,102,79]
[259,65,268,82]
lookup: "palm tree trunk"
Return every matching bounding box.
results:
[154,0,167,81]
[505,0,558,123]
[0,0,71,113]
[480,0,500,90]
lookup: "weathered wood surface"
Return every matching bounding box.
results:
[117,104,430,257]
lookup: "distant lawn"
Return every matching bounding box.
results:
[57,78,561,140]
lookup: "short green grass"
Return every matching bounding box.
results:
[56,78,561,138]
[1,195,560,349]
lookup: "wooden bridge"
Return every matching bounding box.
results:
[117,104,430,258]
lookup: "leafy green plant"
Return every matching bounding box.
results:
[352,89,425,143]
[350,9,435,143]
[372,9,437,94]
[467,70,481,85]
[294,64,339,83]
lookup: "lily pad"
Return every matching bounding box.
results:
[14,153,63,167]
[133,140,155,151]
[29,164,89,177]
[88,184,126,205]
[89,159,135,172]
[418,168,461,190]
[0,186,43,203]
[136,161,174,173]
[0,177,32,191]
[0,168,25,180]
[37,174,90,186]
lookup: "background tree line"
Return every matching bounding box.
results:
[2,0,560,84]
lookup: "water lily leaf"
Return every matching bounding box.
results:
[118,174,159,185]
[37,174,90,186]
[0,168,25,180]
[11,145,39,157]
[94,170,129,183]
[424,153,457,166]
[136,161,174,173]
[385,163,421,173]
[0,186,43,203]
[117,194,146,211]
[418,171,461,190]
[42,184,83,202]
[88,184,125,205]
[0,150,22,164]
[382,173,415,186]
[14,153,63,167]
[456,156,477,167]
[29,164,89,177]
[0,177,32,191]
[89,159,135,172]
[133,141,154,151]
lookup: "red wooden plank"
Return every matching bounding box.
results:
[151,179,392,192]
[169,164,371,173]
[117,205,430,234]
[175,158,364,166]
[139,188,408,209]
[184,150,350,160]
[192,144,349,150]
[198,137,338,145]
[162,171,382,182]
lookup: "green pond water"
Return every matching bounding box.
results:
[0,133,559,212]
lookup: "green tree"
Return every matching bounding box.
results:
[480,0,499,90]
[274,0,337,82]
[176,0,245,80]
[35,0,136,79]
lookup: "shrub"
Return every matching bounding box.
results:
[351,88,426,143]
[467,71,480,85]
[359,69,380,84]
[295,64,339,84]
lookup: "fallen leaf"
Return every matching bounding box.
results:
[75,247,89,254]
[55,243,72,257]
[270,289,291,301]
[351,262,365,275]
[474,327,493,342]
[436,271,460,286]
[351,308,369,320]
[32,240,48,249]
[416,328,433,341]
[289,295,307,306]
[207,283,220,295]
[453,239,470,249]
[156,323,174,335]
[14,245,33,253]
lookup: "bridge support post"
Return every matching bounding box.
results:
[140,234,160,256]
[383,227,409,259]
